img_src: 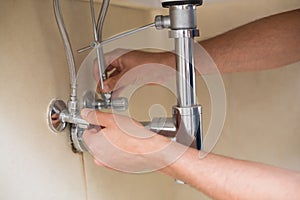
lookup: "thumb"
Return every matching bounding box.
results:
[81,109,114,127]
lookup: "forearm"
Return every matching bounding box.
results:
[82,111,300,199]
[200,9,300,73]
[103,10,300,92]
[164,9,300,74]
[160,146,300,200]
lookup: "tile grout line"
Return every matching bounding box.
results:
[81,154,89,200]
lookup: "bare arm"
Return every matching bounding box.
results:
[102,9,300,92]
[161,147,300,200]
[200,9,300,73]
[81,110,300,200]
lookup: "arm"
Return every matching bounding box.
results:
[81,110,300,200]
[200,9,300,73]
[102,9,300,91]
[161,147,300,200]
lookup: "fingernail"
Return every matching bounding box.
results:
[81,108,92,118]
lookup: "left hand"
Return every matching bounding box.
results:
[81,109,175,173]
[95,48,176,94]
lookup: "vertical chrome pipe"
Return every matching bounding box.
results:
[175,37,196,107]
[173,34,202,150]
[168,4,198,107]
[166,4,202,150]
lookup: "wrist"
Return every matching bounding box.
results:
[158,141,195,175]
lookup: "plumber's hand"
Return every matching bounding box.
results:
[81,109,177,173]
[97,49,176,93]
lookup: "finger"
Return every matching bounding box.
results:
[82,129,103,155]
[105,64,121,74]
[82,128,97,141]
[94,60,119,82]
[97,81,110,93]
[106,66,122,78]
[105,75,120,92]
[104,48,130,66]
[97,65,123,93]
[98,84,126,97]
[81,109,114,127]
[98,73,124,93]
[105,64,116,72]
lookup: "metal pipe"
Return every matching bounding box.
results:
[90,0,99,42]
[96,46,106,91]
[101,23,155,46]
[175,37,196,107]
[53,0,77,98]
[166,4,202,150]
[77,23,155,53]
[97,0,110,42]
[89,0,109,91]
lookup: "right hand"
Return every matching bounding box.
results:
[81,109,186,173]
[97,48,176,93]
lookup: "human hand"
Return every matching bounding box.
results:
[81,109,186,173]
[97,48,176,93]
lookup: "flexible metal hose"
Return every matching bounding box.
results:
[97,0,110,42]
[53,0,77,97]
[89,0,110,90]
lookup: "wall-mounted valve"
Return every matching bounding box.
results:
[48,95,128,153]
[48,99,88,153]
[48,0,128,153]
[83,91,128,111]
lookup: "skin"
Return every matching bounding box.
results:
[101,9,300,92]
[82,110,300,200]
[82,9,300,200]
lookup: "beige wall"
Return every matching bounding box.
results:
[0,0,152,199]
[1,0,300,200]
